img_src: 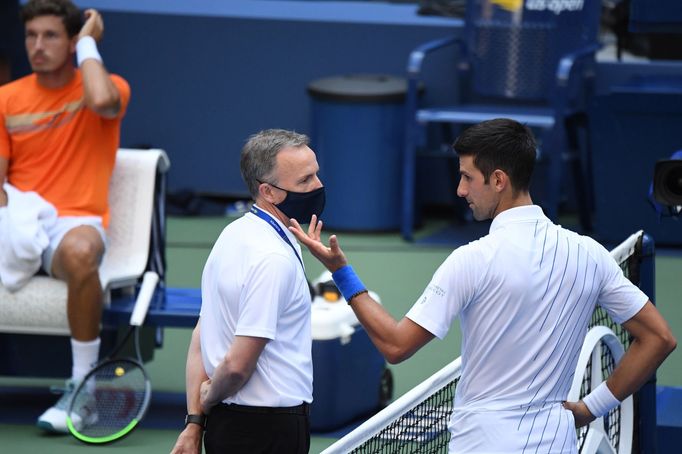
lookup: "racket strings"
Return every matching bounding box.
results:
[70,359,149,439]
[574,340,623,453]
[600,343,621,451]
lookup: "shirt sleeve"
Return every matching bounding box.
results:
[235,252,297,340]
[110,74,131,119]
[406,243,483,339]
[596,245,649,324]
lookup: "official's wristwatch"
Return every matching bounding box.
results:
[184,414,206,429]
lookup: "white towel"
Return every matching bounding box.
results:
[0,183,57,291]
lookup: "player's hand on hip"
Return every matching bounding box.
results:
[289,215,348,272]
[169,424,203,454]
[79,9,104,42]
[563,400,595,428]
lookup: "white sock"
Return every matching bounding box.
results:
[71,337,101,382]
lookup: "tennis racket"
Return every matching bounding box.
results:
[569,326,633,454]
[67,271,159,444]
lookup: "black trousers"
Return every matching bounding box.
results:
[204,403,310,454]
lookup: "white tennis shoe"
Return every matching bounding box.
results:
[36,380,98,433]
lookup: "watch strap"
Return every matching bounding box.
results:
[185,413,206,429]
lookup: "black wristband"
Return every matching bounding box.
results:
[347,289,369,305]
[184,414,206,429]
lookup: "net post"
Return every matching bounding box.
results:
[637,232,658,454]
[640,232,655,305]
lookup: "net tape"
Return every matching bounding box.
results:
[323,230,644,454]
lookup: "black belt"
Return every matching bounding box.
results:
[219,402,310,416]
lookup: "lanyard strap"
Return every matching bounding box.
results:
[250,205,304,270]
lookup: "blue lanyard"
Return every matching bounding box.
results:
[250,205,304,271]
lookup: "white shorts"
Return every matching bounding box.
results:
[41,216,107,276]
[449,403,577,453]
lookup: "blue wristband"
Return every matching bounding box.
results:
[332,265,367,303]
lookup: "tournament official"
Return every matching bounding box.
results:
[170,129,324,454]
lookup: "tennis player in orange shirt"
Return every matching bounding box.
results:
[0,0,130,433]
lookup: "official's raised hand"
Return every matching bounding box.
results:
[79,9,104,42]
[289,215,348,272]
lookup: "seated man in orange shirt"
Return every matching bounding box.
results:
[0,0,130,433]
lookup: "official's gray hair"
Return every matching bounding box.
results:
[240,129,310,198]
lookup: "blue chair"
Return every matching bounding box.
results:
[401,0,602,240]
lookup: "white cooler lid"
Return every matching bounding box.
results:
[311,290,380,340]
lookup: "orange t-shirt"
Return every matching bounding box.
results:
[0,70,130,227]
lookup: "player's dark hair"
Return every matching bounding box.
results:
[453,118,537,194]
[21,0,82,38]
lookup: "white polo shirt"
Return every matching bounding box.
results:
[406,205,648,453]
[199,207,313,407]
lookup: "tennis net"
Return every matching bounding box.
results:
[321,230,647,454]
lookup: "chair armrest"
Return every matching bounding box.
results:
[406,35,463,116]
[407,36,462,76]
[551,43,602,114]
[555,43,602,87]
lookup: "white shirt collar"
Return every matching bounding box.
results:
[250,204,300,245]
[489,205,548,234]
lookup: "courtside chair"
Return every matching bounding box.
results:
[0,148,169,377]
[401,0,602,240]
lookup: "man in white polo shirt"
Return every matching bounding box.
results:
[290,118,676,453]
[170,129,324,454]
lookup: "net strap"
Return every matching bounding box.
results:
[609,230,643,266]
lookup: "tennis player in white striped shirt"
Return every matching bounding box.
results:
[291,118,676,453]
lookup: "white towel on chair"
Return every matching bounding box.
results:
[0,183,57,291]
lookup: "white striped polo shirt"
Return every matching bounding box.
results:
[406,205,647,453]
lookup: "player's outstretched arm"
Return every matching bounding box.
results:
[345,291,435,364]
[290,215,435,364]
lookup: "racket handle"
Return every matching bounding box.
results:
[130,271,159,326]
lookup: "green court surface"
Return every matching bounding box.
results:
[1,215,680,453]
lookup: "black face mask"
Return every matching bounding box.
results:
[268,183,326,223]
